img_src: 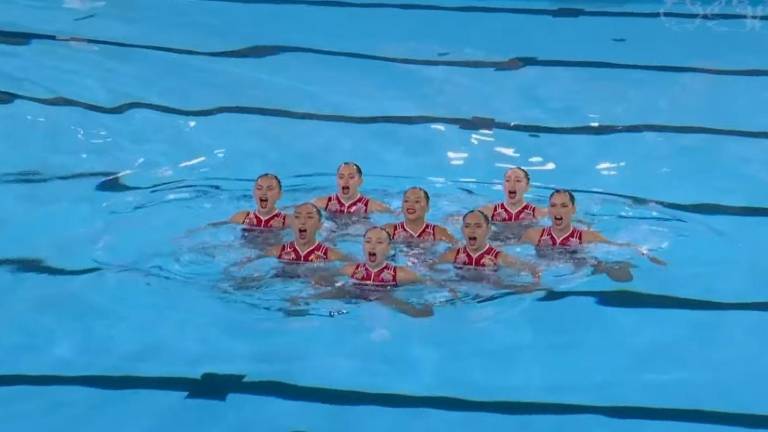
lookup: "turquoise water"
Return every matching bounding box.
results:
[1,0,767,430]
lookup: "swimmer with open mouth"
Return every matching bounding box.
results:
[312,162,391,215]
[230,173,289,230]
[520,189,666,281]
[436,210,540,281]
[478,167,546,224]
[266,203,346,263]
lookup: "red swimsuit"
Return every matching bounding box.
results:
[491,202,536,223]
[324,194,370,215]
[391,222,437,241]
[536,226,584,248]
[453,244,502,269]
[242,210,286,229]
[349,262,399,287]
[277,241,330,263]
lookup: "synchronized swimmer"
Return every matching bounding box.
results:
[224,162,666,316]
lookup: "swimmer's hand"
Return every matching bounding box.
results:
[642,251,667,266]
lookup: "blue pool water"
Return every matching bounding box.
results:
[1,0,767,430]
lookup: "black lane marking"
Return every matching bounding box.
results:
[0,170,119,185]
[196,0,768,22]
[0,258,101,276]
[2,373,767,429]
[2,29,767,78]
[1,90,767,140]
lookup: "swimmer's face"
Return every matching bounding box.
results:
[504,168,529,205]
[402,188,428,221]
[462,212,490,251]
[549,192,576,228]
[336,164,362,199]
[292,204,321,242]
[363,229,390,268]
[253,176,281,211]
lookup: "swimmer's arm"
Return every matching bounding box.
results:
[397,266,421,285]
[478,204,495,218]
[583,231,667,266]
[282,214,294,229]
[435,226,458,245]
[434,248,458,265]
[229,211,249,224]
[368,199,393,213]
[377,294,434,318]
[265,245,281,257]
[520,227,542,245]
[499,253,541,283]
[340,263,356,277]
[327,247,354,262]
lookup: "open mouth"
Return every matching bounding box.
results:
[553,216,564,225]
[341,186,350,195]
[367,251,377,263]
[258,197,269,208]
[467,236,478,246]
[507,190,518,199]
[405,208,416,215]
[298,228,308,239]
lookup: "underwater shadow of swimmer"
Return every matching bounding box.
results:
[537,289,768,312]
[0,258,101,276]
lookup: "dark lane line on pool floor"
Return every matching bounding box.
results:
[1,372,767,429]
[197,0,768,22]
[2,90,767,140]
[2,29,767,78]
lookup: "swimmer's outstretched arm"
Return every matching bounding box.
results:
[583,231,667,266]
[478,204,495,218]
[368,198,393,213]
[377,294,434,318]
[433,248,459,266]
[499,253,541,283]
[327,247,354,262]
[435,226,459,245]
[520,227,544,245]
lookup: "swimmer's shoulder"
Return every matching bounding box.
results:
[311,196,329,209]
[478,203,495,217]
[266,243,283,257]
[340,262,356,276]
[437,247,459,263]
[532,205,548,218]
[382,222,396,235]
[230,210,250,224]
